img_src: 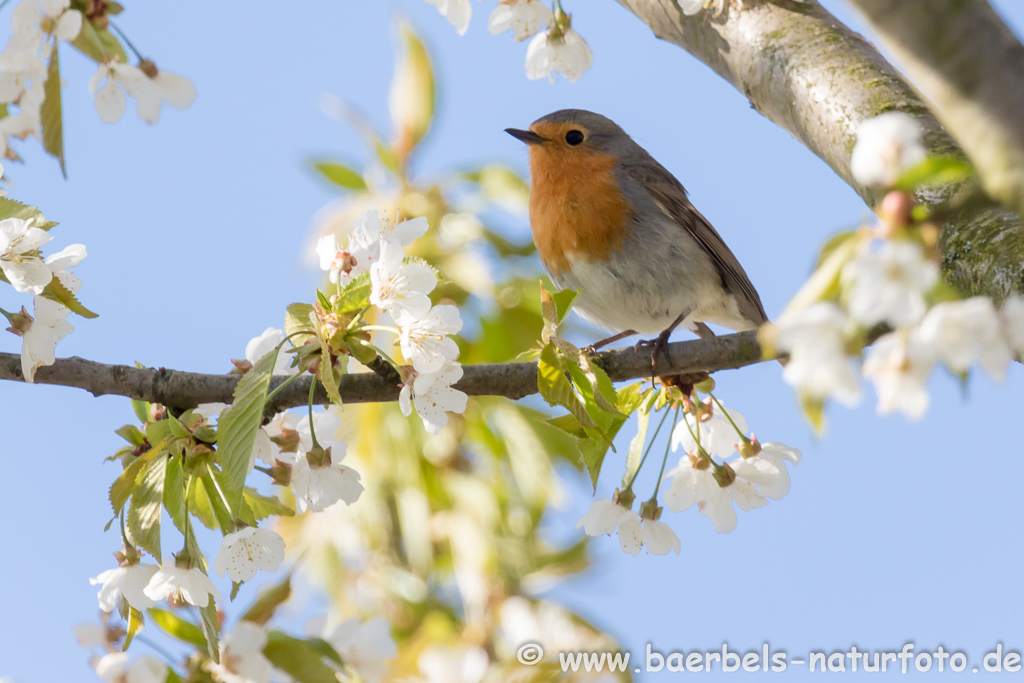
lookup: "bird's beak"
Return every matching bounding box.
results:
[505,128,546,145]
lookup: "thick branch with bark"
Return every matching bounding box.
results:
[847,0,1024,218]
[0,331,766,409]
[616,0,1024,298]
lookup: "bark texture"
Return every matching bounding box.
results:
[0,331,767,409]
[616,0,1024,298]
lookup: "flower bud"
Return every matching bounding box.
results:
[712,461,736,488]
[876,190,914,235]
[230,359,253,374]
[694,376,716,394]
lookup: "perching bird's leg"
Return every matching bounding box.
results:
[584,329,638,354]
[636,312,692,372]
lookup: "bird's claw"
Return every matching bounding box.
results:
[635,331,675,372]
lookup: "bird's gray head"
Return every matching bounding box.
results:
[504,109,643,160]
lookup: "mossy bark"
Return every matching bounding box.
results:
[617,0,1024,299]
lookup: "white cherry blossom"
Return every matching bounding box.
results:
[245,326,297,375]
[20,295,73,382]
[143,66,197,122]
[323,617,397,683]
[90,563,158,612]
[399,362,468,433]
[0,216,52,294]
[342,211,429,282]
[208,621,273,683]
[576,498,633,537]
[370,238,436,321]
[94,653,167,683]
[143,564,220,608]
[774,302,861,406]
[850,112,927,187]
[425,0,474,36]
[863,330,935,420]
[671,403,747,459]
[39,0,82,41]
[89,61,157,123]
[213,526,286,582]
[74,623,105,649]
[617,516,680,556]
[489,0,551,41]
[398,303,462,372]
[290,446,364,513]
[842,240,938,327]
[917,297,1011,380]
[295,408,344,452]
[663,455,736,533]
[749,442,802,500]
[525,27,593,82]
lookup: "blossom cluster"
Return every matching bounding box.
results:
[578,398,801,555]
[427,0,593,82]
[0,0,80,156]
[317,209,469,433]
[771,112,1024,422]
[1,214,86,381]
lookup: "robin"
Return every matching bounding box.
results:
[505,109,768,358]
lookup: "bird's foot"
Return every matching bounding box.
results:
[584,329,638,355]
[635,327,675,372]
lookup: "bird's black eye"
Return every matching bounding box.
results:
[565,129,585,146]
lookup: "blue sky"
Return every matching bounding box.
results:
[2,1,1023,680]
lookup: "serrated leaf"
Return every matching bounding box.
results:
[317,333,343,408]
[109,444,163,515]
[41,47,64,177]
[126,454,167,559]
[545,413,588,438]
[199,598,220,662]
[217,348,278,514]
[0,197,55,228]
[334,271,372,314]
[122,606,143,651]
[538,343,598,432]
[41,270,98,317]
[148,608,206,646]
[263,631,343,683]
[284,303,315,338]
[144,418,174,445]
[312,161,367,190]
[241,575,292,625]
[163,457,186,534]
[895,155,975,190]
[243,488,294,520]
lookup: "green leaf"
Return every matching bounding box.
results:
[263,631,343,683]
[0,197,55,229]
[243,488,294,520]
[217,348,278,514]
[40,47,65,177]
[895,155,975,191]
[131,399,150,424]
[317,333,343,408]
[334,271,372,314]
[122,606,143,651]
[551,289,577,324]
[241,575,292,625]
[312,161,367,190]
[71,20,127,63]
[148,608,206,647]
[42,271,99,318]
[126,453,167,560]
[284,303,315,339]
[783,230,867,318]
[815,230,859,268]
[163,457,186,534]
[189,477,218,530]
[537,343,598,432]
[109,444,162,515]
[198,598,221,662]
[389,19,435,156]
[201,471,234,532]
[115,424,146,446]
[800,395,825,435]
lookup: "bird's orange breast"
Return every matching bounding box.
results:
[527,144,633,276]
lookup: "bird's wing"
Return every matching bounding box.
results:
[622,160,768,326]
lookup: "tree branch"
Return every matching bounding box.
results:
[846,0,1024,219]
[615,0,1024,298]
[0,332,767,409]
